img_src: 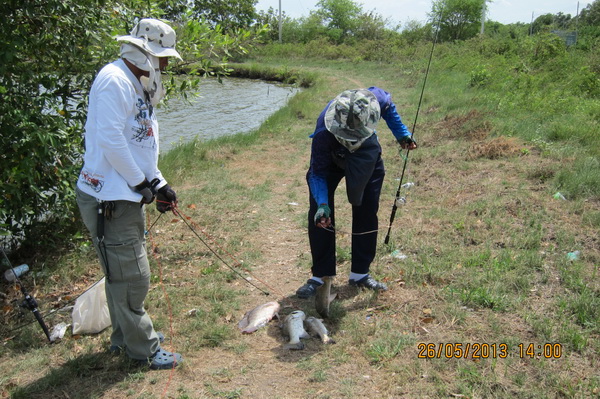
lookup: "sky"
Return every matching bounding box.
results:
[254,0,592,27]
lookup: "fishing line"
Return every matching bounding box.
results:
[144,209,177,396]
[321,226,380,236]
[383,15,442,245]
[172,205,280,297]
[146,212,163,235]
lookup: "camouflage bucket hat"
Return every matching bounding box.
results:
[117,18,182,60]
[324,89,381,142]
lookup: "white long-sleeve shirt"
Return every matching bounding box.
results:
[77,59,166,201]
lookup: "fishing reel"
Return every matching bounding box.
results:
[20,291,40,314]
[2,249,52,342]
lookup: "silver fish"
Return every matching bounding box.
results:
[315,276,337,318]
[238,301,280,334]
[305,316,335,345]
[282,310,310,350]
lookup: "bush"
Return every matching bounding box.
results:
[469,65,492,87]
[0,0,121,249]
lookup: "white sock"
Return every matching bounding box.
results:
[349,272,368,282]
[309,276,324,284]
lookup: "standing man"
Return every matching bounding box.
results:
[296,87,417,298]
[76,19,182,369]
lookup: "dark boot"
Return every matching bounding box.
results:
[296,279,323,299]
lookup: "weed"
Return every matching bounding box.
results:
[366,333,416,364]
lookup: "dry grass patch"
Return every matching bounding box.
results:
[467,136,525,160]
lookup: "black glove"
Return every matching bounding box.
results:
[156,184,177,213]
[134,179,156,204]
[398,136,417,149]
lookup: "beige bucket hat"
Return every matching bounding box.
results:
[117,18,182,60]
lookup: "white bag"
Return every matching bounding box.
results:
[71,277,111,334]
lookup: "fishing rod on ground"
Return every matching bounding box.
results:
[151,201,272,296]
[1,248,52,343]
[383,16,442,245]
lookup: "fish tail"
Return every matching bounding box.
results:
[284,342,305,350]
[323,336,336,344]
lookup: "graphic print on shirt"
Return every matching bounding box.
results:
[130,97,156,149]
[79,169,105,193]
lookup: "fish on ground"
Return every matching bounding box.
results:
[315,276,337,318]
[238,301,280,334]
[282,310,310,350]
[305,316,335,345]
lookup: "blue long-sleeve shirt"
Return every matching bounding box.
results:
[307,87,411,205]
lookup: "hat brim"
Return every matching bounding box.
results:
[117,36,182,60]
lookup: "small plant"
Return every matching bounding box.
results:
[469,65,492,87]
[366,334,415,364]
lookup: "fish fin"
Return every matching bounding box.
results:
[241,326,258,334]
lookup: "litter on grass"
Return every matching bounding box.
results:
[390,250,407,260]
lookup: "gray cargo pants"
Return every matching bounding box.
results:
[76,187,160,360]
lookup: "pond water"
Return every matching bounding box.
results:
[157,77,301,152]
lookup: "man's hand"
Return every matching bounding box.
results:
[399,136,417,150]
[314,204,332,228]
[134,179,155,204]
[156,184,177,213]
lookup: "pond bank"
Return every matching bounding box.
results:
[227,63,316,88]
[178,62,317,88]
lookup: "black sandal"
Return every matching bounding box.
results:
[296,279,323,299]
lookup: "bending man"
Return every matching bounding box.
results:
[297,87,417,298]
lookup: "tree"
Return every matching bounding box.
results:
[0,0,259,250]
[531,12,573,33]
[0,0,128,249]
[354,10,391,41]
[255,7,293,42]
[191,0,258,32]
[313,0,363,43]
[430,0,487,41]
[579,0,600,26]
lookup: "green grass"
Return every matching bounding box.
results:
[2,35,599,398]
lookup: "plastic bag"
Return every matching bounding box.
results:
[72,277,111,334]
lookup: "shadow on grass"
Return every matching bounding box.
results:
[8,352,146,399]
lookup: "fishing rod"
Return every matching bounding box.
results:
[1,248,52,342]
[384,17,442,245]
[171,206,272,296]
